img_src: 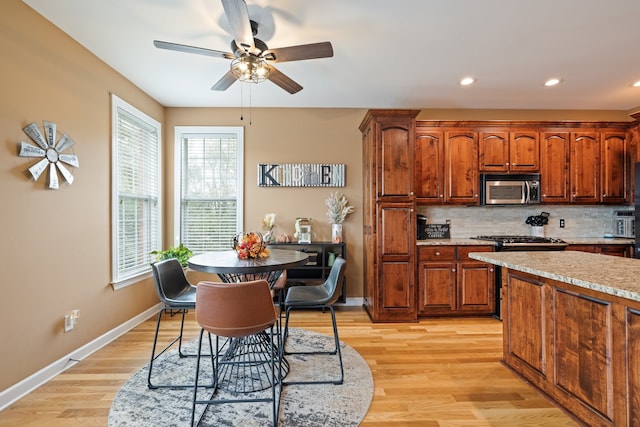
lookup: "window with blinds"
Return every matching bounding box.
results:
[111,95,162,287]
[174,127,243,253]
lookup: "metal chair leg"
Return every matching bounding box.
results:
[282,304,344,385]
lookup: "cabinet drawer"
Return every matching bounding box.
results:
[419,246,456,261]
[457,245,494,260]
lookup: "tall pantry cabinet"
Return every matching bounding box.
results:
[360,110,420,322]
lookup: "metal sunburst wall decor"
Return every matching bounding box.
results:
[18,121,79,189]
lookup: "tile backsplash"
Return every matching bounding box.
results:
[418,205,633,238]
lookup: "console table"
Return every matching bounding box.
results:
[269,242,346,303]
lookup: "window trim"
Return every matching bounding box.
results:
[173,126,244,249]
[111,94,162,289]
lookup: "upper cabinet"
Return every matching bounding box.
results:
[415,119,634,206]
[570,132,600,203]
[600,132,628,204]
[378,120,416,200]
[415,129,445,202]
[445,131,479,204]
[540,131,570,203]
[479,130,539,172]
[415,125,478,204]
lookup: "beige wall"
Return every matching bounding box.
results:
[165,107,366,297]
[2,0,640,396]
[0,1,165,390]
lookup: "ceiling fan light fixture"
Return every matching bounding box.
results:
[230,55,270,83]
[631,80,640,88]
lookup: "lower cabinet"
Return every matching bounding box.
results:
[418,245,494,316]
[567,243,633,257]
[503,269,640,427]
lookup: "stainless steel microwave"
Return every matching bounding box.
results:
[480,173,541,205]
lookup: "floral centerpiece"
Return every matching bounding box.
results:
[232,231,270,259]
[325,192,354,243]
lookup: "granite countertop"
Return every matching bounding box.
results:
[417,237,635,246]
[469,251,640,303]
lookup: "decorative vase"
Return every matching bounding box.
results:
[331,223,343,243]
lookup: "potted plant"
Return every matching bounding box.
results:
[325,191,354,243]
[150,243,193,268]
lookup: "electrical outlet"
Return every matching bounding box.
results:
[64,314,74,332]
[560,219,565,228]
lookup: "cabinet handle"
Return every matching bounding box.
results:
[435,251,440,256]
[451,268,456,272]
[490,268,494,272]
[410,192,414,195]
[506,162,509,166]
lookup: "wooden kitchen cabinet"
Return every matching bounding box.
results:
[502,267,640,426]
[567,244,633,257]
[418,245,494,316]
[540,131,570,203]
[360,110,420,322]
[414,128,445,202]
[570,132,600,203]
[601,132,628,203]
[479,130,539,172]
[444,131,479,204]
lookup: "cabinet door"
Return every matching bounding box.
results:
[457,261,495,313]
[510,132,539,172]
[377,203,416,320]
[418,261,456,315]
[415,129,445,202]
[479,131,509,172]
[540,132,570,203]
[570,132,600,203]
[601,132,628,203]
[444,131,479,204]
[378,122,414,199]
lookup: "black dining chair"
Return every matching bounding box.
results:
[148,258,198,389]
[282,256,346,385]
[191,280,282,427]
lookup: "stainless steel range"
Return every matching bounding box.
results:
[471,235,568,251]
[471,235,567,319]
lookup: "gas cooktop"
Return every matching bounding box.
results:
[471,235,567,246]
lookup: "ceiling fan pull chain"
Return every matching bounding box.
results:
[249,84,252,125]
[240,82,244,121]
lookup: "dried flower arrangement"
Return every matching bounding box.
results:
[232,232,270,259]
[325,191,354,224]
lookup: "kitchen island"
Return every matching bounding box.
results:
[469,251,640,427]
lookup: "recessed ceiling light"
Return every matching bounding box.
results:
[632,81,640,88]
[459,77,476,86]
[544,78,562,87]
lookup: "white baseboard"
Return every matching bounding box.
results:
[342,297,363,307]
[0,303,162,411]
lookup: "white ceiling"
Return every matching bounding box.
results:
[22,0,640,110]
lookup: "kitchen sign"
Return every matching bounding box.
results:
[423,224,451,239]
[258,163,345,187]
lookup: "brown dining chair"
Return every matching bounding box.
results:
[148,258,198,389]
[191,280,282,427]
[282,256,346,385]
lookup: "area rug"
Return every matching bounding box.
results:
[108,328,373,426]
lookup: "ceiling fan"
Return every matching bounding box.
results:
[153,0,333,94]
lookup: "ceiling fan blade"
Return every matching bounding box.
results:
[221,0,255,53]
[154,40,234,60]
[266,65,303,94]
[211,70,238,91]
[263,42,333,63]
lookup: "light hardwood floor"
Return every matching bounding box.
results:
[0,307,579,426]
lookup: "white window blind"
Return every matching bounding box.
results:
[174,127,243,253]
[111,95,162,287]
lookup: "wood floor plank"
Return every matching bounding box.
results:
[0,307,579,426]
